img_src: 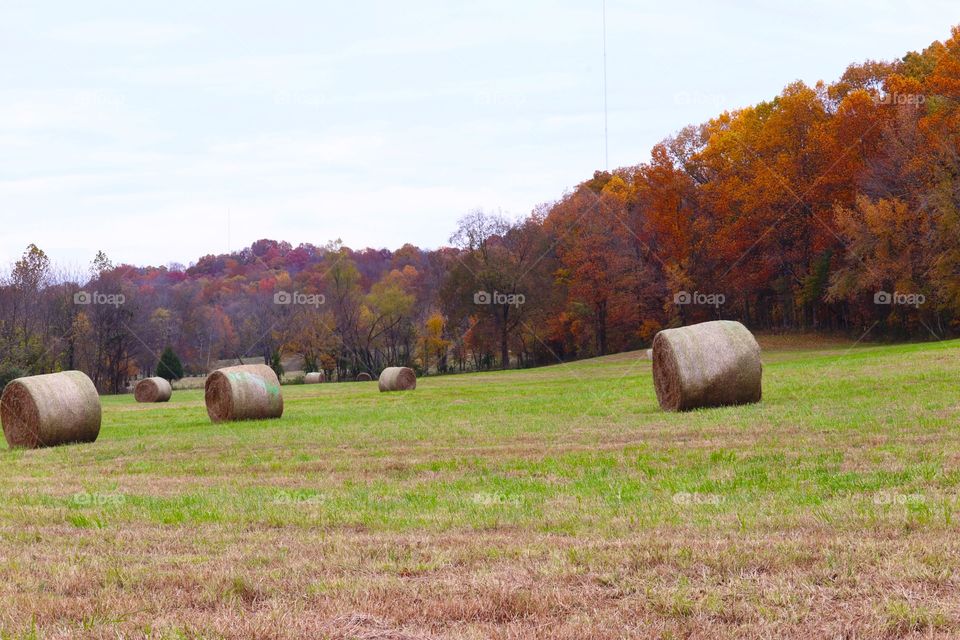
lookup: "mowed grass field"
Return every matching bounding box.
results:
[1,338,959,639]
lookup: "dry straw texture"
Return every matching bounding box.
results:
[0,371,101,448]
[356,372,373,382]
[304,372,325,384]
[652,320,762,411]
[134,377,172,403]
[378,366,417,392]
[204,364,283,423]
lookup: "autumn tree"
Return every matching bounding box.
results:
[447,210,554,368]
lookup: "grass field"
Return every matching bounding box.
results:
[1,337,959,639]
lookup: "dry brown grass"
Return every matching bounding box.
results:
[1,527,958,639]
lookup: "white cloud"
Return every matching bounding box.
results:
[46,19,199,47]
[0,89,133,131]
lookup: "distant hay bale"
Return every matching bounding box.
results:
[204,364,283,423]
[652,320,762,411]
[356,372,372,382]
[643,348,653,359]
[0,371,101,448]
[134,377,172,403]
[304,372,325,384]
[378,367,417,392]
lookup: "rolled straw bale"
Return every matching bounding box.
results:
[304,372,325,384]
[378,367,417,392]
[0,371,101,448]
[134,377,172,403]
[205,364,283,423]
[356,372,372,382]
[651,320,761,411]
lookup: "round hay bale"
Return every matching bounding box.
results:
[0,371,101,448]
[134,377,172,403]
[378,366,417,392]
[356,372,372,382]
[205,364,283,423]
[304,372,325,384]
[652,320,761,412]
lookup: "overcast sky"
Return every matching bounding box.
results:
[0,1,955,269]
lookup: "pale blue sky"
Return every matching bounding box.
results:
[0,1,955,268]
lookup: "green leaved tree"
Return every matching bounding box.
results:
[157,347,184,381]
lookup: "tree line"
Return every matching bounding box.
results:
[2,27,959,392]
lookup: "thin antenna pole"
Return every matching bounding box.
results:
[602,0,609,170]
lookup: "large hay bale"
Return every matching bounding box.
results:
[304,372,325,384]
[652,320,762,411]
[0,371,101,448]
[205,364,283,423]
[134,377,172,403]
[356,372,372,382]
[378,367,417,392]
